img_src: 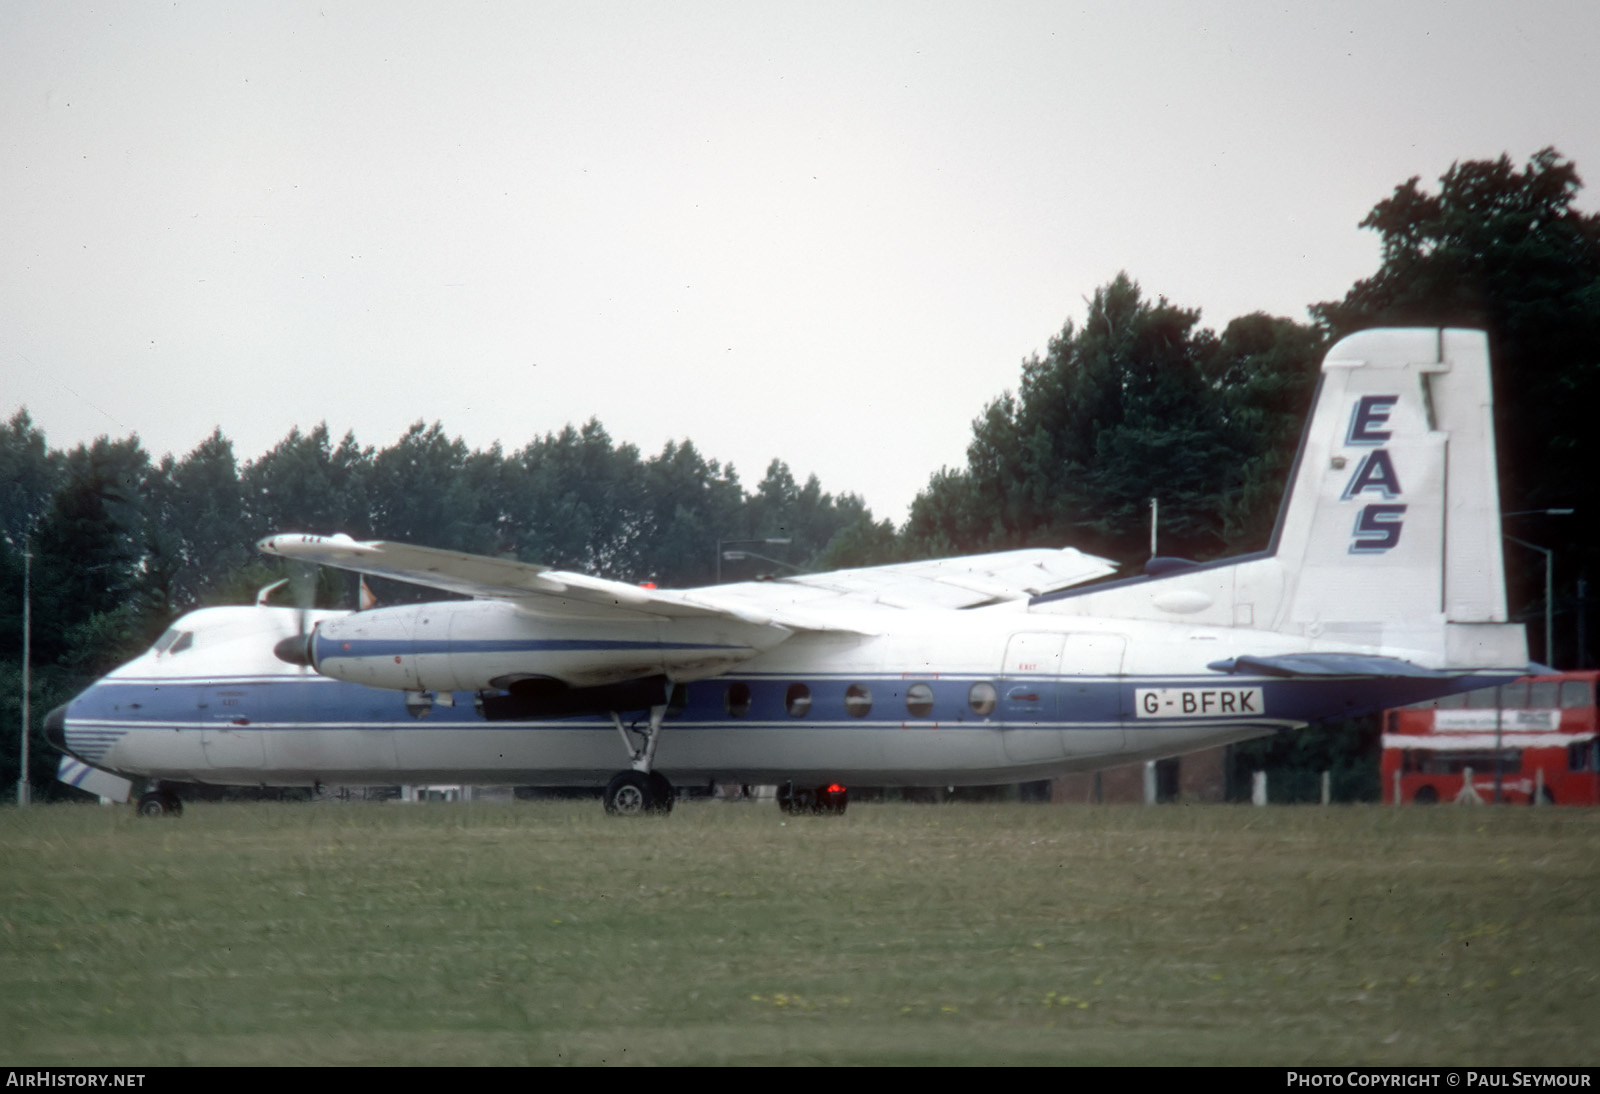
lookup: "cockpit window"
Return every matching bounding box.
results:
[157,630,194,656]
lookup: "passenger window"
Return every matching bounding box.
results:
[1500,682,1530,708]
[725,683,752,717]
[785,683,811,717]
[968,682,997,716]
[905,683,934,718]
[1561,680,1594,709]
[844,684,872,718]
[1528,682,1559,707]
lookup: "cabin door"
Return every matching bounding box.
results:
[999,632,1126,764]
[1055,633,1127,760]
[999,632,1067,763]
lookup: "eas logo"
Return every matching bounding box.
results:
[1344,395,1405,553]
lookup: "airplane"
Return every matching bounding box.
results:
[48,327,1533,817]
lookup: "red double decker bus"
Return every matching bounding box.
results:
[1382,671,1600,805]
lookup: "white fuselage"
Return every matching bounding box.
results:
[55,604,1509,789]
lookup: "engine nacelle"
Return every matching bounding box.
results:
[288,598,777,691]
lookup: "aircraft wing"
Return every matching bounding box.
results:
[258,535,1118,630]
[258,534,782,625]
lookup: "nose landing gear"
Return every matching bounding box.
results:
[136,788,183,817]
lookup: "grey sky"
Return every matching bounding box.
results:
[4,1,1597,523]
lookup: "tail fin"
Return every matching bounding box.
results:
[1273,328,1506,639]
[1035,328,1527,670]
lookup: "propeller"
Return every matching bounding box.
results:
[272,559,319,668]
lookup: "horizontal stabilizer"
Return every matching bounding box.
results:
[1207,653,1458,679]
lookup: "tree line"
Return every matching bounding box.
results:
[6,147,1598,801]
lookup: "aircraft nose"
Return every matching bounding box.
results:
[44,703,70,754]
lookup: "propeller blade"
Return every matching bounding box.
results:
[285,560,318,671]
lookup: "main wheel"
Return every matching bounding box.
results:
[646,771,675,815]
[136,790,182,818]
[604,771,654,816]
[815,784,849,816]
[1412,785,1439,804]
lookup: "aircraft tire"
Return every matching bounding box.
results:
[646,772,674,815]
[603,771,654,816]
[1412,785,1439,804]
[136,790,182,818]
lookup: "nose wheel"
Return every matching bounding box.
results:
[136,789,183,817]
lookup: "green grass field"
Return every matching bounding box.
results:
[2,799,1597,1066]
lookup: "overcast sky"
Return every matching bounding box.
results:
[4,1,1597,525]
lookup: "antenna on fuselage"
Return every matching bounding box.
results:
[257,573,317,669]
[256,578,290,606]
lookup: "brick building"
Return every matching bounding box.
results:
[1050,745,1229,803]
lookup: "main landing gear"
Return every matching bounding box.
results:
[598,702,849,819]
[602,770,675,816]
[776,782,849,816]
[603,705,675,816]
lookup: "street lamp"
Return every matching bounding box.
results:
[1502,509,1574,669]
[716,537,792,584]
[1504,535,1556,668]
[16,543,30,808]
